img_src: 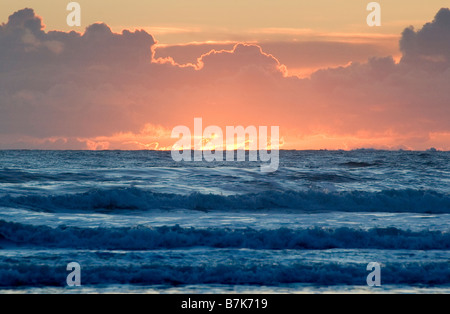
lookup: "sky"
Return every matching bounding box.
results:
[0,1,449,150]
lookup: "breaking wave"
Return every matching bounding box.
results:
[0,188,449,214]
[1,220,449,250]
[0,259,449,287]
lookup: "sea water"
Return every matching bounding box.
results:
[0,150,448,293]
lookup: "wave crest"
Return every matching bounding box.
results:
[1,188,449,214]
[1,220,449,250]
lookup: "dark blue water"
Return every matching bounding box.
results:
[0,150,449,293]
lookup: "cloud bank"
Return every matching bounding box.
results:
[0,8,450,150]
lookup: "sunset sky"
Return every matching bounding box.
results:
[0,1,449,150]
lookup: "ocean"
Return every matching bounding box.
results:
[0,150,448,293]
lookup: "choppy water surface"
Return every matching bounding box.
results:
[0,150,449,293]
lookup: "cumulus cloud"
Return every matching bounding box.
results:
[0,8,155,69]
[0,9,159,138]
[0,8,450,150]
[400,8,450,63]
[197,44,287,75]
[155,39,399,77]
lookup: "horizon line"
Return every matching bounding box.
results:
[0,148,447,152]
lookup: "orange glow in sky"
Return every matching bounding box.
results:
[0,2,449,150]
